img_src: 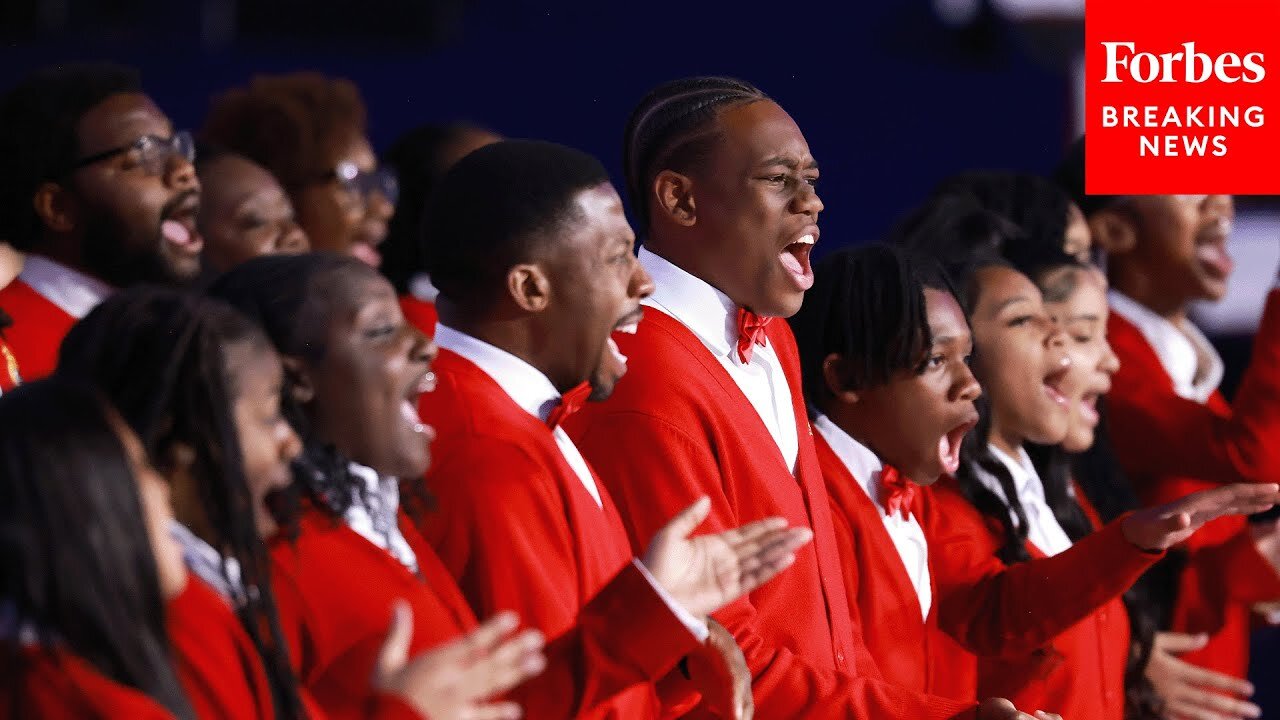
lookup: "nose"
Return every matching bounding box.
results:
[279,222,310,254]
[410,329,438,367]
[791,181,823,218]
[367,189,395,223]
[1099,340,1121,376]
[164,152,199,192]
[1203,194,1234,216]
[952,363,983,403]
[277,421,303,468]
[630,256,655,301]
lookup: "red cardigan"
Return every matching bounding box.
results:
[814,431,1161,710]
[416,348,702,717]
[0,278,76,381]
[1107,289,1280,676]
[927,478,1136,720]
[399,295,438,338]
[568,310,978,720]
[0,648,177,719]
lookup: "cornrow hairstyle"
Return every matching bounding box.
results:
[0,378,195,719]
[622,76,768,233]
[202,72,367,192]
[790,244,963,415]
[57,288,303,720]
[381,123,498,294]
[422,139,610,313]
[207,252,432,523]
[0,63,141,250]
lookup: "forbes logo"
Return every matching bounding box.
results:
[1101,42,1265,83]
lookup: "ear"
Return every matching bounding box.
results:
[166,441,197,476]
[653,169,697,227]
[1089,208,1137,256]
[506,263,552,313]
[821,353,860,405]
[32,181,79,233]
[280,355,315,405]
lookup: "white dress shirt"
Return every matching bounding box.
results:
[1110,290,1224,403]
[434,324,709,641]
[18,254,112,319]
[974,445,1074,557]
[813,413,932,619]
[170,520,247,604]
[638,247,799,472]
[344,461,420,574]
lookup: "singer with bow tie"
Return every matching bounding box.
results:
[412,140,814,720]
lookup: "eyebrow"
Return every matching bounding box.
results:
[993,296,1033,314]
[757,155,819,171]
[1068,313,1101,323]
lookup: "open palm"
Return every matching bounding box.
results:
[642,497,813,618]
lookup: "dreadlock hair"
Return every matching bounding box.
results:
[56,288,304,720]
[622,76,768,233]
[381,123,499,294]
[790,244,962,416]
[0,378,195,719]
[0,63,141,250]
[206,252,432,522]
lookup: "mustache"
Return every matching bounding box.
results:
[160,189,200,220]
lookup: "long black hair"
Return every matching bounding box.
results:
[57,288,304,719]
[207,252,432,521]
[0,378,195,719]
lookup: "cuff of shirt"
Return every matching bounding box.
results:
[632,558,711,643]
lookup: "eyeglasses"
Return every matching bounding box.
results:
[68,130,195,176]
[327,161,399,206]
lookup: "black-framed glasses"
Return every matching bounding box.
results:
[327,161,399,206]
[68,130,195,176]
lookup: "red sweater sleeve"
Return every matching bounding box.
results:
[1109,289,1280,486]
[577,411,978,720]
[927,487,1162,658]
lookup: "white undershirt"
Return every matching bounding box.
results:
[974,445,1074,557]
[1109,289,1224,403]
[813,413,932,619]
[433,324,708,642]
[638,247,799,472]
[17,254,111,320]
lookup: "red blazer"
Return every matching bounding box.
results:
[927,478,1135,720]
[1107,290,1280,676]
[416,348,701,718]
[0,278,76,381]
[399,295,438,338]
[169,575,423,720]
[815,432,1161,709]
[568,310,978,720]
[0,648,177,720]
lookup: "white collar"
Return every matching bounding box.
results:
[434,324,561,423]
[409,273,439,302]
[18,254,112,320]
[812,412,889,514]
[639,246,740,360]
[169,520,244,604]
[981,444,1045,508]
[1108,289,1224,402]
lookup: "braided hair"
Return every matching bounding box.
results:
[57,288,303,719]
[622,76,768,232]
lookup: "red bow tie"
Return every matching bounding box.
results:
[736,308,772,364]
[879,465,916,520]
[546,381,593,429]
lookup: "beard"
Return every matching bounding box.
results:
[78,196,196,287]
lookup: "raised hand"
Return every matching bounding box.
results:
[978,698,1062,720]
[685,618,753,720]
[642,496,814,618]
[1145,632,1260,720]
[373,602,547,720]
[1121,483,1280,552]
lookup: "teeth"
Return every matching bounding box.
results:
[614,322,639,335]
[607,337,628,365]
[794,234,815,246]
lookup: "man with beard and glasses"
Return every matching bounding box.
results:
[0,63,202,380]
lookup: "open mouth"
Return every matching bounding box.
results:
[1078,392,1101,427]
[607,313,642,367]
[1042,364,1070,407]
[160,194,203,256]
[401,369,437,439]
[1195,237,1234,280]
[350,242,383,268]
[938,414,978,475]
[779,231,817,291]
